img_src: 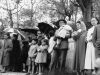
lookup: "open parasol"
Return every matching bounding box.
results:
[38,22,55,34]
[20,28,38,35]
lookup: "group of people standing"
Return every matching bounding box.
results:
[73,17,100,75]
[48,17,100,75]
[0,17,100,75]
[0,33,22,72]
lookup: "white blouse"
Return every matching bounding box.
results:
[86,26,95,42]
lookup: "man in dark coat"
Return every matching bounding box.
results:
[11,34,22,72]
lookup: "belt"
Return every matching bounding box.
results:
[38,51,46,53]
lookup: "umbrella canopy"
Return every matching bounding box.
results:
[4,28,26,40]
[20,28,38,35]
[38,22,55,34]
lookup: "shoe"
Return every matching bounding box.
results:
[22,69,26,73]
[26,73,30,75]
[38,73,44,75]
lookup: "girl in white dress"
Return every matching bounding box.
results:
[35,39,48,75]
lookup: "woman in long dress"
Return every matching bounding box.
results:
[73,21,87,75]
[84,18,97,71]
[48,31,57,71]
[65,21,76,71]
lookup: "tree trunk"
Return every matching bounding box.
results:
[17,4,19,28]
[82,2,92,23]
[9,10,13,28]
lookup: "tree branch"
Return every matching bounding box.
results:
[70,0,79,7]
[11,4,17,11]
[12,5,24,14]
[76,0,86,12]
[0,6,8,10]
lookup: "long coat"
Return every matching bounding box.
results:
[92,25,100,58]
[73,31,87,71]
[92,25,100,68]
[11,39,21,66]
[0,39,13,66]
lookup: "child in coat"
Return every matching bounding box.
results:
[27,38,38,74]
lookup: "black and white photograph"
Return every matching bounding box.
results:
[0,0,99,75]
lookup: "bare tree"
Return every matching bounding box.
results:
[76,0,92,22]
[44,0,75,20]
[15,0,22,28]
[0,0,23,28]
[92,0,100,20]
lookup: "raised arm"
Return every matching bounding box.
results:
[40,45,48,51]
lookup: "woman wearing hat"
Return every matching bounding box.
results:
[0,33,13,72]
